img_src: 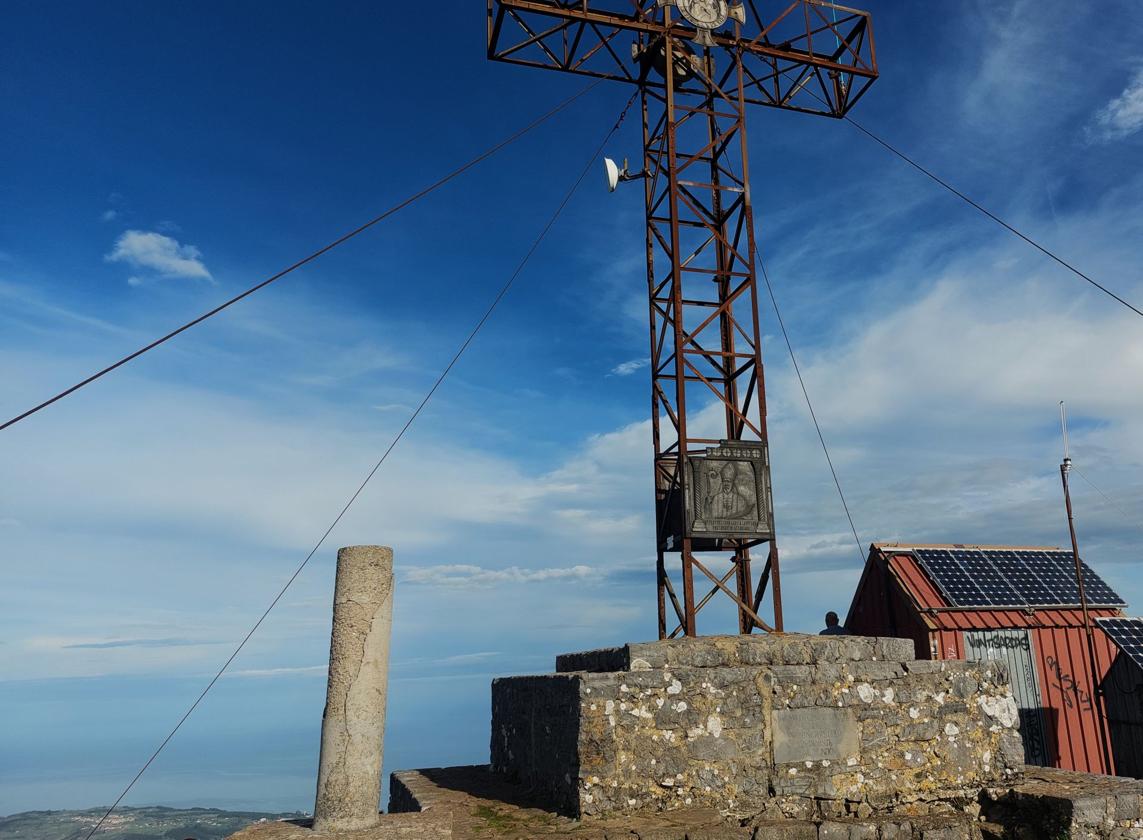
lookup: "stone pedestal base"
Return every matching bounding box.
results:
[491,635,1025,819]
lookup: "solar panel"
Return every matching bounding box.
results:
[986,550,1058,606]
[1097,617,1143,671]
[1073,559,1125,607]
[1022,550,1126,608]
[914,549,990,606]
[912,547,1125,609]
[1015,550,1081,605]
[952,549,1022,606]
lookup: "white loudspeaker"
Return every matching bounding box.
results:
[604,157,622,192]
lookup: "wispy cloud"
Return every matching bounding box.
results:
[61,637,207,650]
[225,652,505,681]
[394,651,503,668]
[609,357,648,377]
[106,230,213,284]
[403,564,594,588]
[0,279,135,337]
[226,665,328,678]
[1088,68,1143,142]
[434,650,500,665]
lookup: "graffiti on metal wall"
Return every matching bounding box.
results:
[1046,655,1093,711]
[966,633,1030,651]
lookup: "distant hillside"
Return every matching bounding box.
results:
[0,806,307,840]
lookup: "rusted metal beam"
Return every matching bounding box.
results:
[489,0,876,639]
[488,0,878,116]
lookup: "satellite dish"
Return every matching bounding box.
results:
[604,157,622,192]
[604,157,645,193]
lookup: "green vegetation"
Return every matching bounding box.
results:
[0,805,306,840]
[471,804,558,836]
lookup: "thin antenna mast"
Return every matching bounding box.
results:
[1058,400,1115,775]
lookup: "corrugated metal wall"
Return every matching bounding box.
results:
[1032,625,1118,775]
[847,547,1143,777]
[1103,653,1143,778]
[963,629,1050,766]
[845,555,932,659]
[941,624,1117,773]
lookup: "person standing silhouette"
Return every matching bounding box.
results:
[820,611,847,635]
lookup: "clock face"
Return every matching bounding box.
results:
[677,0,728,29]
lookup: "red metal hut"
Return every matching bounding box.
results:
[845,543,1143,776]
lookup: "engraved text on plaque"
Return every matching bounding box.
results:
[772,707,860,764]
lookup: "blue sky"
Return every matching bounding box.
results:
[4,0,1143,816]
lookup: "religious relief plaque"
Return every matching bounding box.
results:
[772,707,860,764]
[684,439,774,540]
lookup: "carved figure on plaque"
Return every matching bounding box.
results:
[685,440,773,540]
[701,461,755,521]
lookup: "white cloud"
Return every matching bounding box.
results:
[226,665,327,678]
[9,163,1143,683]
[1089,68,1143,142]
[0,279,134,337]
[106,229,213,283]
[433,650,500,665]
[394,651,504,668]
[100,209,119,222]
[789,275,1143,431]
[610,358,648,376]
[59,637,209,650]
[403,564,594,588]
[955,0,1080,133]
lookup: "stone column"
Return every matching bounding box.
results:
[313,546,394,833]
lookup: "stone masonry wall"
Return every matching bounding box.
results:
[491,635,1025,820]
[490,675,582,815]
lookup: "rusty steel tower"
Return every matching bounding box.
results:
[488,0,877,638]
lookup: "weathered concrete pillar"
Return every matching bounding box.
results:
[313,546,394,833]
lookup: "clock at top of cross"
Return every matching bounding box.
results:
[659,0,747,47]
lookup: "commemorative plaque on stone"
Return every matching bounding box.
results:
[772,707,860,764]
[684,439,774,540]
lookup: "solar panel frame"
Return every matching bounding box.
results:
[1097,617,1143,672]
[910,547,1125,609]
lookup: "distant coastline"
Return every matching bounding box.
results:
[0,805,307,840]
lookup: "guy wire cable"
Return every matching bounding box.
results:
[80,88,640,840]
[1073,464,1138,524]
[754,245,867,564]
[2,80,603,433]
[717,145,866,565]
[779,71,1143,321]
[841,112,1143,321]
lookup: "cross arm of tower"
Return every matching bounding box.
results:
[487,0,877,116]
